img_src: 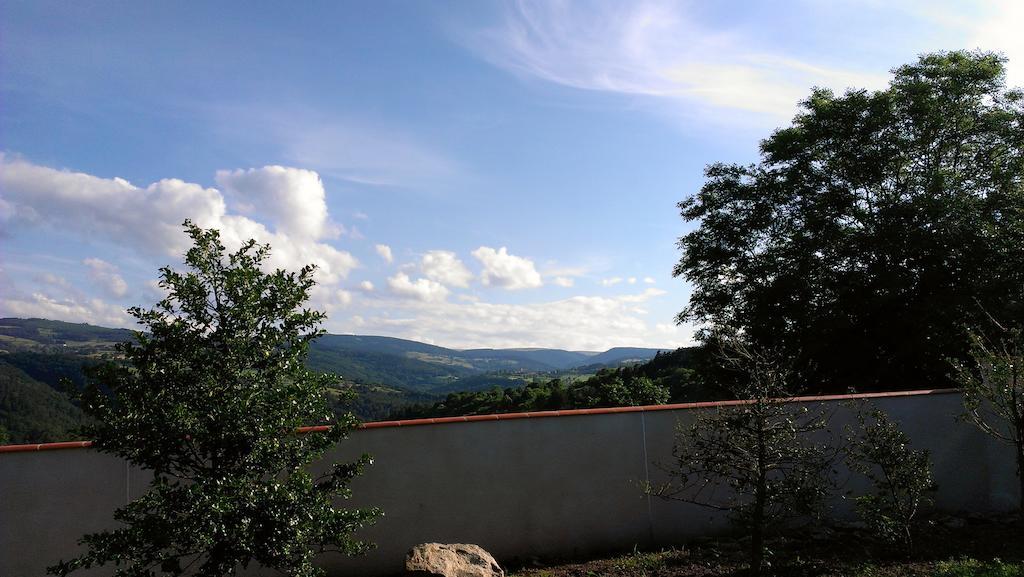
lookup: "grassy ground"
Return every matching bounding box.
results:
[509,513,1024,577]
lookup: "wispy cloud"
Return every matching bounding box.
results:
[466,0,888,121]
[211,105,460,188]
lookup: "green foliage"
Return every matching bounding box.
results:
[610,548,669,576]
[0,360,85,444]
[582,376,669,407]
[49,222,380,577]
[846,409,935,554]
[649,340,834,576]
[0,422,9,444]
[675,50,1024,391]
[953,321,1024,511]
[933,558,1024,577]
[394,348,702,419]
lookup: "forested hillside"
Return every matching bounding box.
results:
[0,361,85,444]
[392,348,711,419]
[0,318,677,442]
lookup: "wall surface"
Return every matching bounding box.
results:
[0,390,1018,577]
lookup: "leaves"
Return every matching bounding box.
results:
[649,340,835,575]
[846,409,935,554]
[952,320,1024,511]
[49,222,380,577]
[675,50,1024,391]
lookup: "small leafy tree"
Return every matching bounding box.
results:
[49,222,380,577]
[647,339,834,576]
[846,409,934,555]
[953,321,1024,512]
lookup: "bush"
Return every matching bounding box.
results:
[846,409,935,555]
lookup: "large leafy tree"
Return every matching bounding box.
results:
[675,51,1024,390]
[50,223,380,577]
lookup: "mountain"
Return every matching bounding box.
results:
[582,347,671,367]
[0,317,678,443]
[0,317,670,401]
[459,348,593,371]
[0,318,130,355]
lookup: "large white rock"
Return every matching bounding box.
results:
[405,543,504,577]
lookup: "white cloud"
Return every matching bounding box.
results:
[36,273,72,291]
[215,165,335,239]
[601,277,623,287]
[335,289,353,307]
[643,277,656,284]
[421,250,473,288]
[967,1,1024,87]
[618,287,668,303]
[358,280,375,292]
[470,0,888,121]
[214,107,460,188]
[352,287,690,350]
[387,272,450,302]
[628,277,637,285]
[83,258,128,298]
[472,246,543,289]
[0,157,359,285]
[375,244,394,264]
[552,276,574,287]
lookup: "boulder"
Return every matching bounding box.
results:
[405,543,504,577]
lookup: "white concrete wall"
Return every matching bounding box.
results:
[0,391,1018,577]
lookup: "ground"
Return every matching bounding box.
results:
[508,513,1024,577]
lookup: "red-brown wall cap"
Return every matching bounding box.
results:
[0,440,94,453]
[0,388,960,453]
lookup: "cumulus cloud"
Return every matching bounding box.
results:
[83,258,128,298]
[421,250,473,288]
[375,244,394,264]
[601,277,623,287]
[387,272,450,302]
[0,156,358,285]
[358,280,375,292]
[469,0,887,121]
[472,246,542,290]
[643,277,656,284]
[552,276,574,287]
[215,165,335,239]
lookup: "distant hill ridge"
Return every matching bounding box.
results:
[0,318,671,392]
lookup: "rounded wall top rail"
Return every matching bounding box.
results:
[0,387,959,454]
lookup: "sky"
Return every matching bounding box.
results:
[1,1,1022,351]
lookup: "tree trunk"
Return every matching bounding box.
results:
[750,517,765,577]
[752,407,767,576]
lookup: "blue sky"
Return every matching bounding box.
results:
[1,0,1021,350]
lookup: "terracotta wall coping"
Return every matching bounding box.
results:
[0,387,959,453]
